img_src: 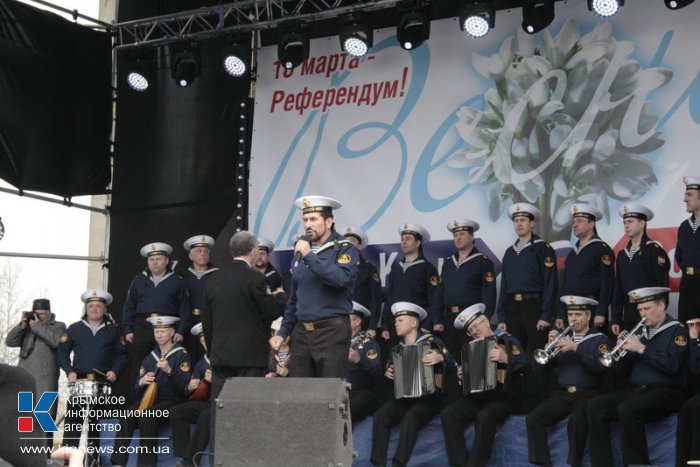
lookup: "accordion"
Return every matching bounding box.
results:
[461,335,510,395]
[392,340,436,399]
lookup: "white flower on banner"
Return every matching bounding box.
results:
[450,20,672,239]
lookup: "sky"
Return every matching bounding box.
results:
[1,0,103,327]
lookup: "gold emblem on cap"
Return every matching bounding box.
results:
[156,318,163,325]
[303,198,310,207]
[573,205,580,213]
[346,227,352,233]
[403,223,409,230]
[569,296,576,304]
[683,177,689,185]
[91,290,97,297]
[150,244,157,251]
[515,204,521,211]
[623,206,629,214]
[453,220,459,228]
[200,235,206,242]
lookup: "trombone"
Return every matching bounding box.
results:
[598,318,646,367]
[534,324,573,365]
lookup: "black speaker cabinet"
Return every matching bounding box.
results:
[213,377,353,466]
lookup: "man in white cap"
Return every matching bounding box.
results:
[612,205,669,335]
[557,204,614,331]
[254,237,284,292]
[111,315,191,467]
[343,226,382,337]
[441,303,530,467]
[122,242,189,399]
[587,287,689,467]
[677,317,700,466]
[371,302,454,467]
[438,218,496,363]
[381,223,440,346]
[676,176,700,323]
[58,289,127,461]
[347,301,382,425]
[170,323,212,467]
[526,296,610,467]
[182,235,219,361]
[270,196,359,378]
[497,203,557,352]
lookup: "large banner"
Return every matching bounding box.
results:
[249,1,700,297]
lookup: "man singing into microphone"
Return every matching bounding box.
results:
[269,195,359,377]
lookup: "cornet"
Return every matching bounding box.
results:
[534,324,573,365]
[598,318,646,367]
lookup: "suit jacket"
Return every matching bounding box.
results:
[201,258,287,368]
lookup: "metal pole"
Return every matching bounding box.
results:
[0,252,107,263]
[22,0,112,28]
[0,187,108,215]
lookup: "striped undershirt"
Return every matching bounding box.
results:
[625,245,640,261]
[513,240,529,255]
[693,219,700,233]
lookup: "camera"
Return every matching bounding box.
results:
[22,311,35,321]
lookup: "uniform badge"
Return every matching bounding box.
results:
[372,272,380,282]
[485,272,495,282]
[544,257,555,268]
[430,275,439,286]
[602,255,612,266]
[180,362,191,372]
[139,366,145,376]
[60,333,68,343]
[367,349,378,360]
[512,346,521,355]
[657,256,666,266]
[338,253,351,264]
[598,343,610,354]
[675,335,688,346]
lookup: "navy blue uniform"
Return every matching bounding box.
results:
[676,217,700,322]
[438,248,496,357]
[348,332,382,424]
[352,256,382,331]
[498,235,557,353]
[678,332,700,465]
[183,267,218,361]
[381,256,441,332]
[262,263,284,291]
[111,344,192,467]
[588,316,689,466]
[278,232,359,378]
[527,330,610,466]
[442,330,530,467]
[560,237,614,321]
[123,270,190,336]
[612,238,670,329]
[58,318,128,376]
[371,332,454,466]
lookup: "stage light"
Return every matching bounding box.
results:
[222,44,248,77]
[522,0,555,34]
[124,48,153,92]
[277,24,309,70]
[126,68,149,92]
[170,43,201,88]
[460,2,495,38]
[340,14,373,57]
[396,9,430,50]
[588,0,624,16]
[664,0,695,8]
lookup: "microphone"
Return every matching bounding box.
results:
[294,235,310,262]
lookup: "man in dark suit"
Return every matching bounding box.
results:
[201,231,287,450]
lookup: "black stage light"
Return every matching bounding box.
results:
[588,0,624,16]
[277,24,309,70]
[522,0,555,34]
[460,2,495,38]
[397,9,430,50]
[664,0,695,8]
[340,13,373,57]
[170,43,201,88]
[124,48,154,92]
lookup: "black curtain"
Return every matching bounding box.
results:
[0,0,111,197]
[108,39,250,322]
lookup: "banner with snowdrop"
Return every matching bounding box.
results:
[250,0,700,293]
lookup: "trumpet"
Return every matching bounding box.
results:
[534,324,573,365]
[598,318,646,367]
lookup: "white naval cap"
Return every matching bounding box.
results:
[618,204,654,221]
[140,242,173,258]
[447,218,480,234]
[560,295,598,310]
[81,289,113,305]
[343,226,369,247]
[257,238,275,253]
[294,195,342,214]
[454,303,486,330]
[352,301,371,318]
[391,301,428,321]
[570,203,603,222]
[398,223,431,242]
[507,203,541,221]
[628,287,670,304]
[190,323,203,336]
[683,176,700,190]
[183,235,215,251]
[146,315,180,328]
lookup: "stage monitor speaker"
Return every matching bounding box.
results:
[213,377,353,466]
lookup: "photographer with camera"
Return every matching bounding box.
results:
[5,298,66,450]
